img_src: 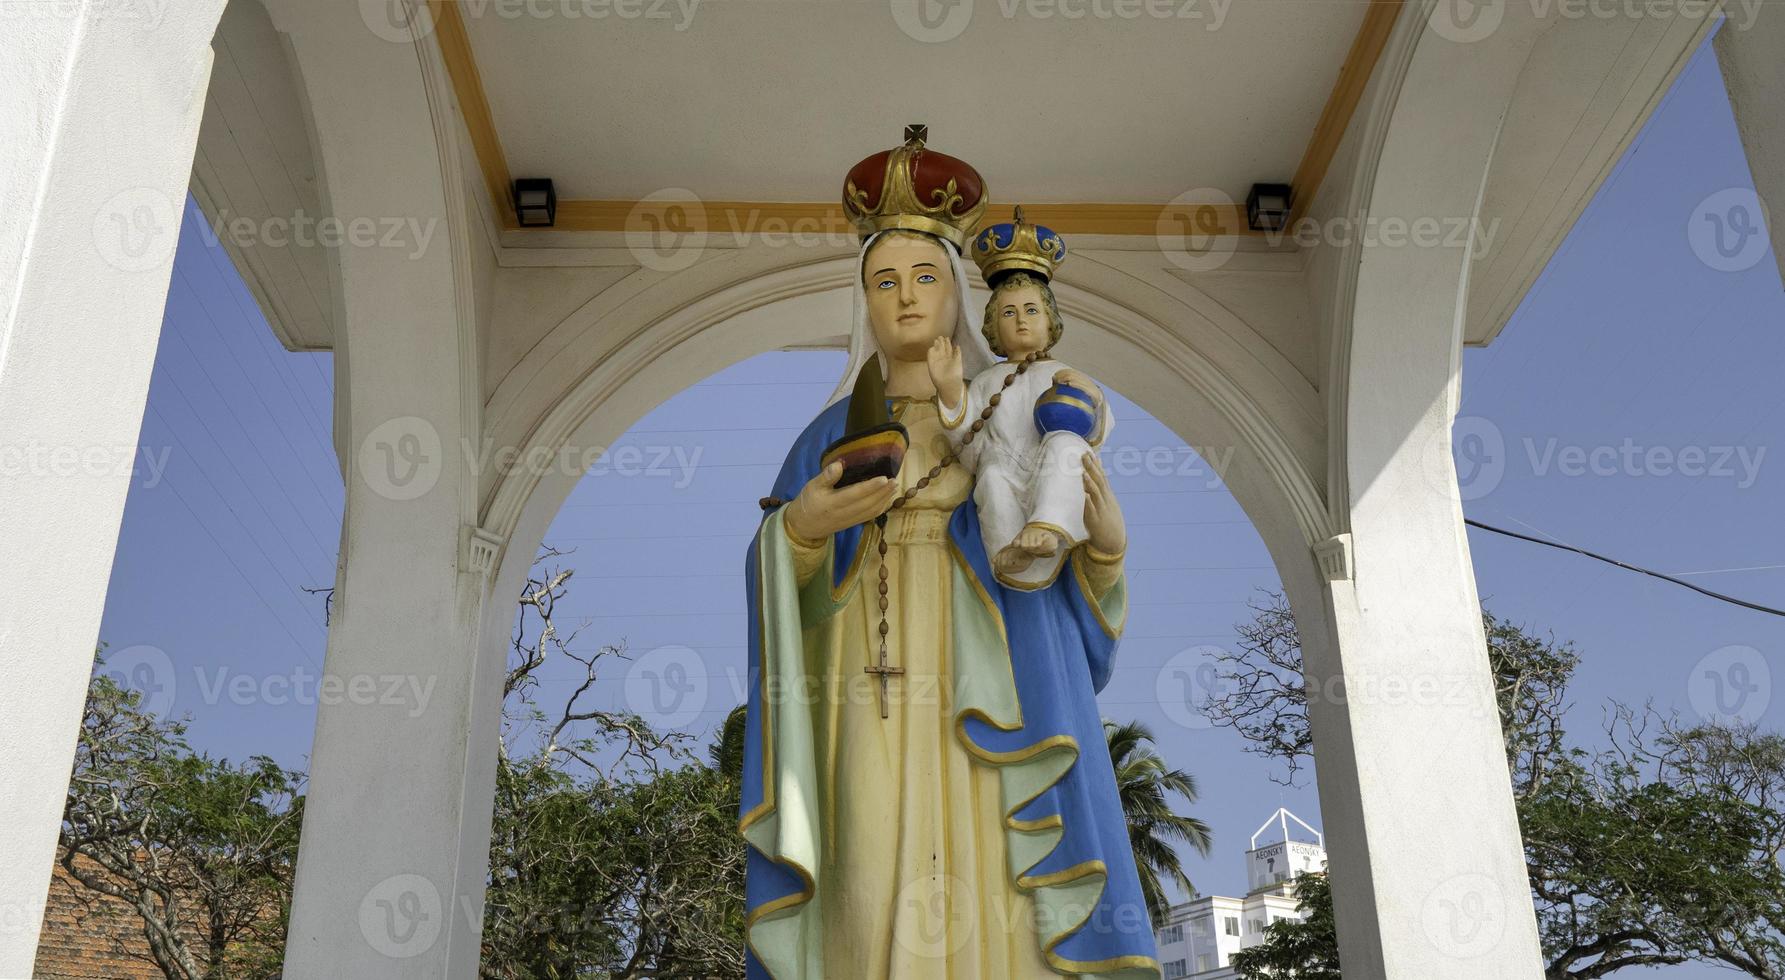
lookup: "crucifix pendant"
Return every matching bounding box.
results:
[866,515,901,719]
[864,656,903,720]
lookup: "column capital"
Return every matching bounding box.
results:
[463,525,506,580]
[1313,533,1352,582]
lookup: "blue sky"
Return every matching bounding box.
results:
[96,34,1778,978]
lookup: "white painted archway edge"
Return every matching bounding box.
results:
[473,248,1337,612]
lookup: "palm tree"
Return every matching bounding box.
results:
[713,704,748,783]
[1105,718,1214,927]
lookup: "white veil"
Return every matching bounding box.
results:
[825,230,998,407]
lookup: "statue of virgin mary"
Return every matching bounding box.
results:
[737,130,1161,980]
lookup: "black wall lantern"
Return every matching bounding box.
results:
[514,178,557,228]
[1246,183,1293,232]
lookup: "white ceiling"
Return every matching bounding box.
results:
[461,0,1369,204]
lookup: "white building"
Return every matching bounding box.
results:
[1156,810,1328,979]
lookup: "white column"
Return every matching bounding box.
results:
[282,416,501,979]
[266,2,501,975]
[1302,10,1547,978]
[0,2,226,973]
[1714,13,1785,286]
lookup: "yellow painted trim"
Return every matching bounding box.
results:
[781,514,825,552]
[737,523,777,837]
[738,511,822,976]
[1071,555,1122,640]
[1083,542,1126,565]
[1038,393,1098,418]
[549,199,1259,238]
[957,728,1078,766]
[434,4,1396,249]
[937,393,969,430]
[742,858,817,968]
[1288,0,1406,223]
[1053,952,1167,975]
[1018,858,1107,891]
[948,538,1011,655]
[427,1,517,229]
[1010,814,1064,833]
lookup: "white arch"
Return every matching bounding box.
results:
[476,249,1337,625]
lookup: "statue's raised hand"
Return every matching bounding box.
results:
[927,337,965,411]
[784,461,897,542]
[1081,452,1127,556]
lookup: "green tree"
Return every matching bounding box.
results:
[61,665,302,980]
[1205,594,1785,979]
[1230,871,1341,980]
[479,554,746,980]
[1104,719,1214,928]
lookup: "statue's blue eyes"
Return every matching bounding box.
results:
[876,272,936,288]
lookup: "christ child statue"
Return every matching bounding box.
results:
[927,208,1114,588]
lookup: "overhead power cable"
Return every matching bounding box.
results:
[1465,518,1785,619]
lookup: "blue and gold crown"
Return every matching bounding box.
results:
[970,205,1067,287]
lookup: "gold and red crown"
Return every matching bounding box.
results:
[843,125,988,250]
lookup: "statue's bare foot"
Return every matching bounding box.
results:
[994,542,1036,576]
[1017,524,1060,557]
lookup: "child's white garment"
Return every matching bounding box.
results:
[938,358,1113,588]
